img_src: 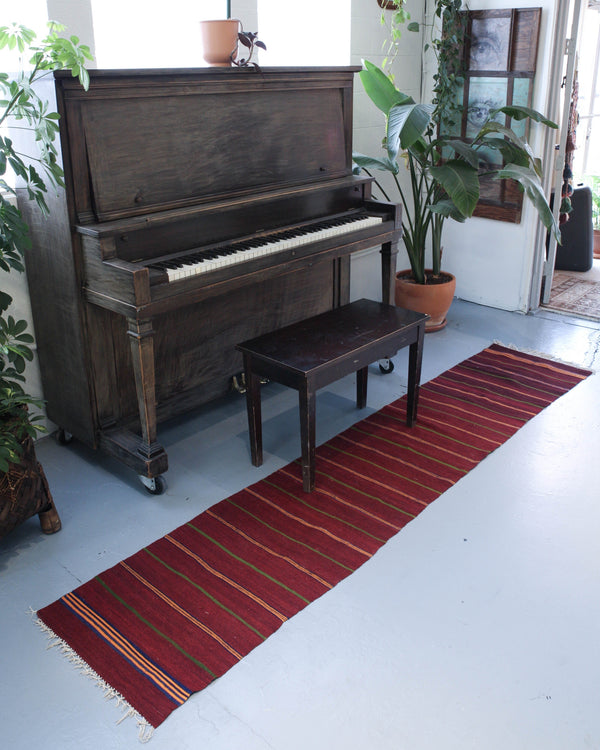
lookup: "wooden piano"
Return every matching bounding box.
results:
[20,67,401,493]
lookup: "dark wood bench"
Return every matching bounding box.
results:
[236,298,428,492]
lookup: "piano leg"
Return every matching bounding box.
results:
[126,317,165,467]
[242,354,263,468]
[381,240,399,306]
[377,239,400,375]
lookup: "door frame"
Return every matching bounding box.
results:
[530,0,584,308]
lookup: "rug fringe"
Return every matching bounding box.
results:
[31,609,154,743]
[492,341,596,373]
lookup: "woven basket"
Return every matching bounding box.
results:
[0,434,61,539]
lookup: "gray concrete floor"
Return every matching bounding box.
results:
[2,299,600,749]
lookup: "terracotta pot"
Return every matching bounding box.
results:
[200,19,240,67]
[394,270,456,332]
[594,229,600,259]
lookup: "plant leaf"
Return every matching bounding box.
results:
[429,159,479,217]
[428,198,467,222]
[492,104,558,128]
[495,163,561,243]
[359,59,412,115]
[441,139,480,168]
[352,151,399,175]
[387,102,433,158]
[474,121,541,177]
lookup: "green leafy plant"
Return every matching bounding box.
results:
[379,1,419,78]
[426,0,467,135]
[379,0,465,130]
[231,30,266,68]
[583,174,600,230]
[353,58,559,285]
[0,21,92,471]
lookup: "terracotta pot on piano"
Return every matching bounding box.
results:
[200,19,241,66]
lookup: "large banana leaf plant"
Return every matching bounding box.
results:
[353,60,560,285]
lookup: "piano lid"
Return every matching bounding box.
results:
[54,67,361,225]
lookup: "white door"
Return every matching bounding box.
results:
[531,0,584,306]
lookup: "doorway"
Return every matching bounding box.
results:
[543,0,600,322]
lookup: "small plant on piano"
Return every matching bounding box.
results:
[0,22,92,472]
[231,31,266,68]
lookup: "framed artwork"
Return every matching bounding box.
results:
[469,15,512,71]
[466,77,507,140]
[442,8,542,223]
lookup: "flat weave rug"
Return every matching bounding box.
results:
[36,344,591,736]
[546,270,600,322]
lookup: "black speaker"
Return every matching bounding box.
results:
[555,185,594,272]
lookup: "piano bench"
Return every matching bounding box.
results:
[236,298,428,492]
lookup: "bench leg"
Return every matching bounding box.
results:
[356,366,368,409]
[406,322,425,427]
[298,381,316,492]
[243,354,263,466]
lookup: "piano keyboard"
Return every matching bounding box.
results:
[149,213,383,282]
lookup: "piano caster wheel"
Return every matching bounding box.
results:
[139,475,167,495]
[55,428,73,445]
[378,358,394,374]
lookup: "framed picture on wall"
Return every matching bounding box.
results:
[469,15,512,71]
[444,8,542,223]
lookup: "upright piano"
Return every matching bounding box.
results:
[19,67,401,493]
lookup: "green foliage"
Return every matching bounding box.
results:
[583,175,600,230]
[379,0,465,134]
[380,1,418,78]
[232,31,266,68]
[0,21,92,469]
[428,0,466,134]
[353,59,559,285]
[0,310,45,472]
[0,22,92,217]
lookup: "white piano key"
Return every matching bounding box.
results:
[158,214,383,282]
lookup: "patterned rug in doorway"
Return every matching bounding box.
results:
[546,271,600,322]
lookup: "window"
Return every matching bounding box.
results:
[1,1,48,192]
[91,0,228,68]
[0,0,48,72]
[90,0,350,69]
[257,0,350,66]
[573,6,600,180]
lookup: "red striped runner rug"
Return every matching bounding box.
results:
[36,344,591,732]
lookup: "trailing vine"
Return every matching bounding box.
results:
[379,1,419,80]
[379,0,467,134]
[427,0,468,135]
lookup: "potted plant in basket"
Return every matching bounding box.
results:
[353,2,560,330]
[0,22,92,537]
